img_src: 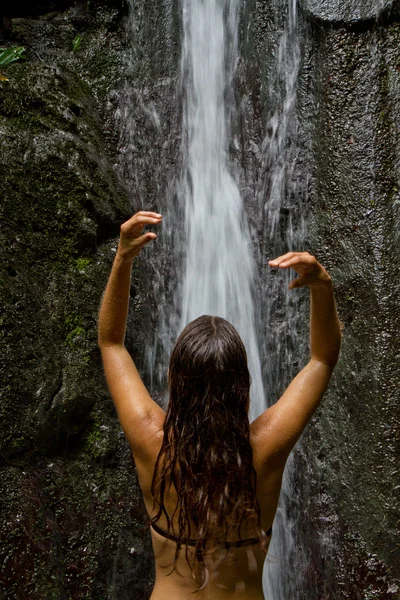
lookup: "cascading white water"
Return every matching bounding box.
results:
[119,0,400,597]
[261,1,308,598]
[179,0,308,596]
[263,0,302,241]
[179,0,265,419]
[123,0,307,595]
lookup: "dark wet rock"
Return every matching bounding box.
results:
[0,58,129,457]
[303,14,400,595]
[238,1,400,596]
[0,0,125,20]
[0,2,155,598]
[0,454,154,600]
[302,0,400,26]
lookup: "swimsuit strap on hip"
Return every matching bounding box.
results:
[151,521,272,548]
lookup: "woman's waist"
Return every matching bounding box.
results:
[151,521,272,548]
[151,566,265,600]
[151,530,267,595]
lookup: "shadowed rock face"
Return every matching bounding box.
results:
[0,0,124,19]
[0,2,156,598]
[0,0,399,599]
[305,19,400,594]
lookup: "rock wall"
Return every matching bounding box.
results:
[0,2,155,598]
[307,14,400,596]
[238,1,399,597]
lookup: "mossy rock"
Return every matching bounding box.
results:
[0,58,132,457]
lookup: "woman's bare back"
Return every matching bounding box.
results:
[134,421,284,599]
[98,227,341,599]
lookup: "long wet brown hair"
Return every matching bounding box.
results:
[150,315,265,584]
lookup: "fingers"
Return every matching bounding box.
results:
[269,252,312,268]
[136,232,157,247]
[117,212,161,261]
[288,277,307,290]
[129,232,158,256]
[133,210,162,219]
[120,212,162,239]
[133,211,162,224]
[269,252,314,291]
[137,211,162,217]
[268,252,297,267]
[122,212,162,230]
[278,255,313,269]
[268,251,327,291]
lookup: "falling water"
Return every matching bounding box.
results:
[179,0,265,419]
[123,0,310,595]
[261,1,309,598]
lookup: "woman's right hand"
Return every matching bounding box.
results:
[268,252,332,290]
[117,211,162,263]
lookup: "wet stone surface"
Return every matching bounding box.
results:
[305,12,400,597]
[302,0,399,25]
[0,1,156,598]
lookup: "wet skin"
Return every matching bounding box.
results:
[136,415,280,600]
[98,212,342,598]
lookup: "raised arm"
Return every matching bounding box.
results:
[98,211,165,457]
[251,252,342,468]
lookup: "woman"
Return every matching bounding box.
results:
[98,211,342,599]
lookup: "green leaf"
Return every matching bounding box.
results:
[0,47,26,66]
[72,35,82,52]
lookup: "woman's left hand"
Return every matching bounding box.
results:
[268,252,331,290]
[117,211,162,262]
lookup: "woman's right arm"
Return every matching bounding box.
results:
[251,252,342,467]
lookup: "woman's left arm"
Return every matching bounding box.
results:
[98,211,165,457]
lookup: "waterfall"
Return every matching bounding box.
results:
[179,0,309,595]
[123,0,310,595]
[170,0,308,596]
[261,1,309,598]
[179,0,265,420]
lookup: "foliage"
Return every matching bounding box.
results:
[64,315,86,349]
[0,47,25,67]
[0,47,26,82]
[72,35,82,52]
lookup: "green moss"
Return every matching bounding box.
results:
[63,315,92,362]
[10,435,25,450]
[83,409,120,463]
[65,325,85,348]
[75,257,92,271]
[85,424,103,460]
[64,314,83,330]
